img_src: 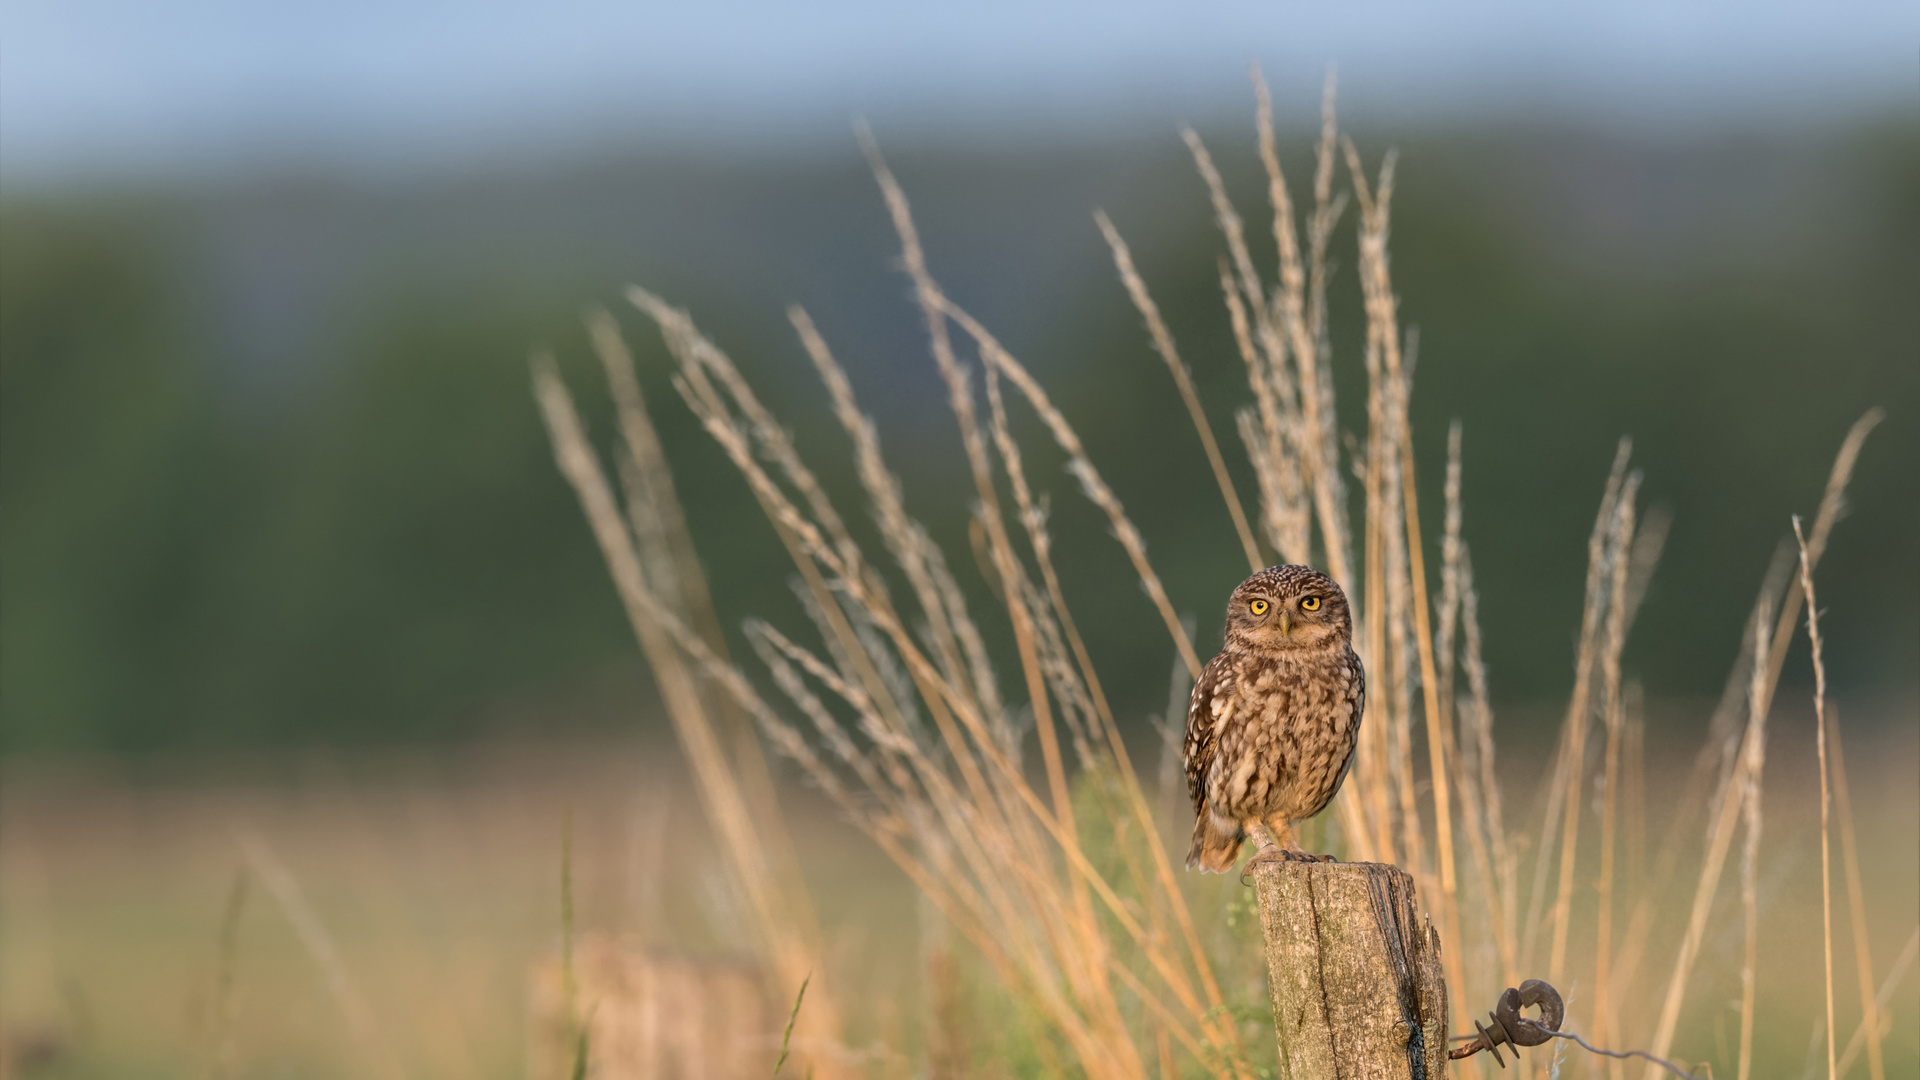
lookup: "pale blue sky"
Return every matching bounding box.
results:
[3,1,1914,182]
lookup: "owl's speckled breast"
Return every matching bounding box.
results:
[1206,645,1363,822]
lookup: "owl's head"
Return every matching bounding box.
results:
[1224,564,1352,651]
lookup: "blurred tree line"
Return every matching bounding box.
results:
[2,121,1914,753]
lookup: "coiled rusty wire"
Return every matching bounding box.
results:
[1451,980,1709,1080]
[1449,979,1564,1066]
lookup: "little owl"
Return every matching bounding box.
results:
[1183,564,1364,873]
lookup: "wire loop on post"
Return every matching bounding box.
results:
[1449,979,1562,1065]
[1450,979,1710,1080]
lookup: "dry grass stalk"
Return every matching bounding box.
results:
[936,298,1203,682]
[662,343,1117,1048]
[633,289,934,754]
[1249,68,1353,589]
[786,307,982,731]
[1632,409,1884,982]
[1622,698,1646,900]
[533,354,851,1077]
[1834,928,1917,1080]
[1528,440,1632,981]
[928,272,1246,1076]
[1588,471,1642,1068]
[1219,256,1310,566]
[1597,486,1643,1068]
[1435,423,1464,755]
[1643,594,1772,1080]
[234,827,405,1080]
[1093,210,1263,573]
[1757,411,1883,713]
[1181,124,1302,569]
[1736,576,1773,1080]
[1603,543,1791,1037]
[1379,369,1424,882]
[613,298,883,779]
[1441,428,1515,1000]
[1637,412,1879,1079]
[1352,151,1403,878]
[587,308,800,872]
[1458,544,1517,972]
[981,366,1104,765]
[1792,516,1837,1080]
[1552,468,1637,1042]
[1346,147,1428,900]
[1825,706,1886,1080]
[1344,143,1418,796]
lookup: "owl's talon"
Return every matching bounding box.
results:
[1241,846,1329,883]
[1238,848,1290,885]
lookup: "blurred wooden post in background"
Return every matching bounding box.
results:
[1255,861,1450,1079]
[529,933,770,1080]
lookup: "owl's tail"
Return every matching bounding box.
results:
[1185,810,1245,873]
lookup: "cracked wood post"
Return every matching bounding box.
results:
[1254,860,1451,1079]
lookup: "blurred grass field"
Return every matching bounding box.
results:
[0,737,904,1078]
[2,698,1912,1078]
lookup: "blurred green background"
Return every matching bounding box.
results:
[3,118,1914,754]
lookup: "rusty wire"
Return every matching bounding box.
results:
[1450,979,1709,1080]
[1448,979,1562,1067]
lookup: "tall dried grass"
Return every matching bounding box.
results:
[1827,706,1889,1080]
[535,72,1896,1080]
[1794,516,1837,1080]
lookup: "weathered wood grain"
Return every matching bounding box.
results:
[1255,861,1450,1080]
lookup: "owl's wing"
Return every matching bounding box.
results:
[1182,654,1234,816]
[1330,650,1366,791]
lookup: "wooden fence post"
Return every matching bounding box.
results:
[1254,861,1450,1079]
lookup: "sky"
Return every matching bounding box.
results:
[2,1,1916,183]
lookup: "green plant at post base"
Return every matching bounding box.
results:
[203,868,249,1080]
[1222,883,1261,935]
[775,972,811,1076]
[569,1003,596,1080]
[559,811,599,1080]
[561,810,578,1018]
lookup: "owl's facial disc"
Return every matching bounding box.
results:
[1224,567,1349,652]
[1230,590,1336,650]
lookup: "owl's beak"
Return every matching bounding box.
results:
[1277,611,1291,638]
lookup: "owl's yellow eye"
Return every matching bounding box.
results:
[1300,596,1322,612]
[1248,598,1269,616]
